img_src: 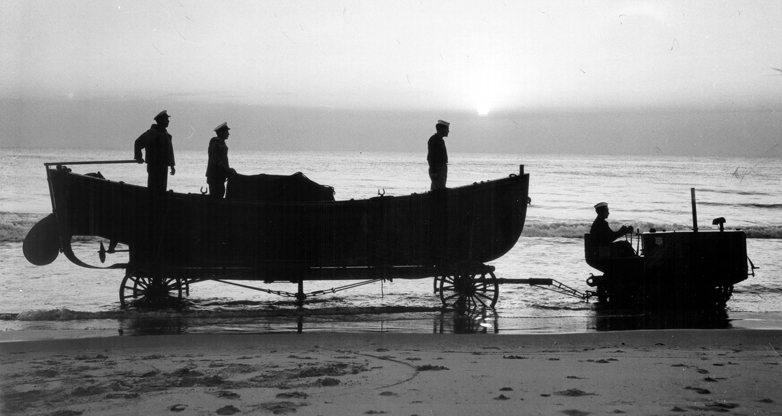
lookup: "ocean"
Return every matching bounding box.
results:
[1,148,781,338]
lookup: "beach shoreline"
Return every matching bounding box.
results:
[2,330,780,415]
[2,309,781,345]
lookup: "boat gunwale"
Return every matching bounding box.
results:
[47,165,528,208]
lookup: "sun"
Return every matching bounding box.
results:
[477,106,490,116]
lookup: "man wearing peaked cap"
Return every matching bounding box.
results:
[205,122,236,199]
[134,110,176,192]
[427,120,450,190]
[590,202,636,256]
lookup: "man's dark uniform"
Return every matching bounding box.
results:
[427,134,448,165]
[134,124,175,193]
[590,208,635,257]
[206,136,231,199]
[590,216,624,246]
[427,124,448,190]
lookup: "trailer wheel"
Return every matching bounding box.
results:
[439,269,499,309]
[120,271,184,308]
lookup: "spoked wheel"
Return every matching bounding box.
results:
[120,271,185,309]
[439,268,499,309]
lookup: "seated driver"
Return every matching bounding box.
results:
[590,202,636,257]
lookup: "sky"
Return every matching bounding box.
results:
[2,0,782,156]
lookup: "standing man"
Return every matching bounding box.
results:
[205,122,235,199]
[427,119,449,190]
[134,110,176,193]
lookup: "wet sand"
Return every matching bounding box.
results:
[2,330,780,415]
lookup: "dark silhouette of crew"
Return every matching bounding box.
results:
[134,110,176,192]
[590,202,636,257]
[427,120,449,190]
[205,122,236,199]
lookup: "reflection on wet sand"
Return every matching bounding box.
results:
[119,316,188,336]
[117,308,502,336]
[113,304,737,336]
[591,307,733,331]
[434,308,499,334]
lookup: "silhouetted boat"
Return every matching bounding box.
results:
[24,161,529,309]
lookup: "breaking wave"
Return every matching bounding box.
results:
[520,221,782,239]
[0,212,45,243]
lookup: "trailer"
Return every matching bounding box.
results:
[23,160,530,310]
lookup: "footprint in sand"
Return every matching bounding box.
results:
[554,388,596,397]
[684,386,710,395]
[277,391,308,399]
[50,411,84,416]
[416,365,449,371]
[261,402,299,414]
[561,410,590,416]
[686,402,740,412]
[316,377,340,386]
[216,405,241,415]
[217,390,240,399]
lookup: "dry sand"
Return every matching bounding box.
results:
[1,330,781,415]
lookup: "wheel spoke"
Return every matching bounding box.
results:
[474,291,493,303]
[474,295,490,308]
[443,293,461,302]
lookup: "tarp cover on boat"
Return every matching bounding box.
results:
[225,172,335,203]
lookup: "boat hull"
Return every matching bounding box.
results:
[45,166,529,282]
